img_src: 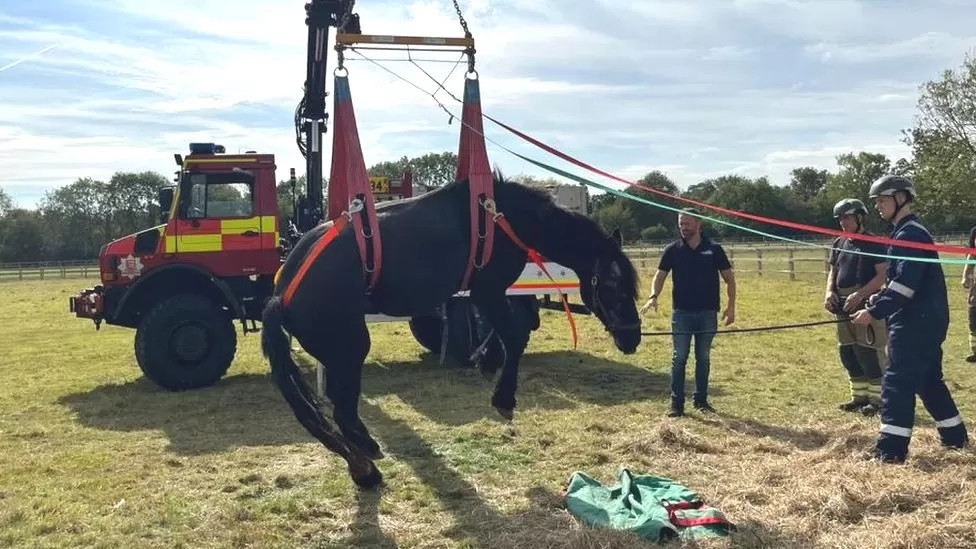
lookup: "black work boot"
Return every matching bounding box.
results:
[942,435,970,450]
[694,399,716,413]
[839,396,869,412]
[939,425,969,450]
[874,452,907,465]
[860,402,880,416]
[667,397,684,418]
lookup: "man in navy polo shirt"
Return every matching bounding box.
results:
[641,208,736,417]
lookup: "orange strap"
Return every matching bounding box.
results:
[493,213,578,349]
[281,215,350,306]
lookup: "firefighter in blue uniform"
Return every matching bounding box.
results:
[851,175,969,463]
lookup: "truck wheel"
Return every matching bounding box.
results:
[512,295,541,332]
[134,294,237,391]
[409,301,479,367]
[409,297,540,367]
[480,297,538,372]
[408,313,443,354]
[409,302,472,361]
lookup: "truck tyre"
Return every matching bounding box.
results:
[408,313,443,355]
[134,293,237,391]
[512,295,541,332]
[408,297,540,367]
[408,301,476,366]
[480,296,539,372]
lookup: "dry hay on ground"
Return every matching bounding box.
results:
[2,277,976,548]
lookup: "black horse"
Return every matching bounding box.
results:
[261,171,642,489]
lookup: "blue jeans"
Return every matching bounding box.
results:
[670,309,718,404]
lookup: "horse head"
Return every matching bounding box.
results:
[579,227,642,354]
[489,174,642,355]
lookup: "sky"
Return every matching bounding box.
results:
[2,0,975,208]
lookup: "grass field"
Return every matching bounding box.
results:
[3,272,976,549]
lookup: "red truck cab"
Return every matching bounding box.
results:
[70,143,284,390]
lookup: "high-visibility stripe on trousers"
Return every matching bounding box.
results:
[836,286,886,405]
[969,284,976,354]
[969,303,976,354]
[876,327,968,461]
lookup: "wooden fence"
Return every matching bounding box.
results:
[624,247,834,280]
[2,243,970,283]
[0,260,99,282]
[0,247,838,283]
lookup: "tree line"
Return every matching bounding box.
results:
[588,54,976,242]
[0,153,472,263]
[1,54,974,263]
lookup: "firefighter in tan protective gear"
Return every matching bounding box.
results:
[824,198,888,415]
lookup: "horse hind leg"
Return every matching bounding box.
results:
[261,300,381,489]
[301,320,383,460]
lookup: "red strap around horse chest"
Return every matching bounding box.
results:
[494,216,578,349]
[282,215,350,306]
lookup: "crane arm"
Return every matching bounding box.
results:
[291,0,360,236]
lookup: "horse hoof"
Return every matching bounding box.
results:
[352,463,384,490]
[353,437,384,460]
[495,406,514,421]
[351,442,384,460]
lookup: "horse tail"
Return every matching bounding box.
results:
[260,295,331,436]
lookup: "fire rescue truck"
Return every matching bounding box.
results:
[67,0,587,391]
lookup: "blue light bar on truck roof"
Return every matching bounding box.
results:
[188,142,226,155]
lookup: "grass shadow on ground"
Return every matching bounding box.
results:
[56,373,314,455]
[360,349,693,426]
[310,400,587,548]
[691,411,832,451]
[317,402,809,549]
[56,349,705,456]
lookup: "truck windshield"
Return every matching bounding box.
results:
[180,172,255,219]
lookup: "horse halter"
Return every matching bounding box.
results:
[589,269,640,334]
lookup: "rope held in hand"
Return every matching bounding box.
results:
[641,318,849,337]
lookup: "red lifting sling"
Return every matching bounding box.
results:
[456,75,495,291]
[328,73,383,291]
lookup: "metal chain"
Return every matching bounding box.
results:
[452,0,471,37]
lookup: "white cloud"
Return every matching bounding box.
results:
[0,0,973,210]
[806,32,976,63]
[613,0,708,24]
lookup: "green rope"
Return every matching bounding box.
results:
[510,151,976,266]
[343,47,974,266]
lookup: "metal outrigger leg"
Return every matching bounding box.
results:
[287,332,326,399]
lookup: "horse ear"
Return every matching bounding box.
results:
[610,228,622,247]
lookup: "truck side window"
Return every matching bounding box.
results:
[186,177,254,218]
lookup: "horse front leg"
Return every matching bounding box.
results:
[471,292,530,420]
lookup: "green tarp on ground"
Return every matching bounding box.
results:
[563,468,736,543]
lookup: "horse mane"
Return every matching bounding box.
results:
[400,168,640,299]
[490,168,641,299]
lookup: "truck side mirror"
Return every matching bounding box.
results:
[158,187,175,224]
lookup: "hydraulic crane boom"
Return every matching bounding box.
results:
[292,0,360,236]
